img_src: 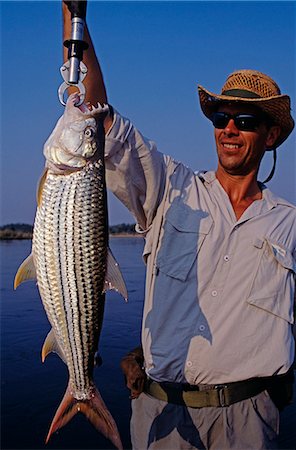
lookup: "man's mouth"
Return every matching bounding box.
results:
[222,143,240,149]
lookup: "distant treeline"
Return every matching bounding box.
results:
[0,223,137,240]
[0,223,33,240]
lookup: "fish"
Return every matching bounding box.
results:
[14,93,127,449]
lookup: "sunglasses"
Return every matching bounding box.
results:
[211,112,266,132]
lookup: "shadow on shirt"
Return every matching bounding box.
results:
[144,170,213,445]
[145,190,213,383]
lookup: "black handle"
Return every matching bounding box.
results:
[65,1,87,20]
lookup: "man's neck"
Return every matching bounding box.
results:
[215,167,262,220]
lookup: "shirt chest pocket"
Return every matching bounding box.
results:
[156,204,213,281]
[247,238,296,324]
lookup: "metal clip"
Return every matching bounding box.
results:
[58,60,88,106]
[214,384,228,407]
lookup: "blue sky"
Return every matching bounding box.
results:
[1,1,295,225]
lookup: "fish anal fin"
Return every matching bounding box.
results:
[42,329,66,364]
[104,248,128,301]
[14,253,36,289]
[37,168,48,206]
[46,384,123,450]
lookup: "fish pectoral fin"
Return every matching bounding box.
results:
[36,167,48,206]
[46,384,123,450]
[14,253,36,289]
[42,329,66,364]
[104,248,128,301]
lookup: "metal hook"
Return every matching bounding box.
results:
[58,60,87,106]
[58,80,86,106]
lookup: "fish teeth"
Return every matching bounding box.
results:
[91,103,109,114]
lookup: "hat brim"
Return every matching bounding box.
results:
[198,85,294,148]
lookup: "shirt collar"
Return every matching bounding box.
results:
[197,171,283,211]
[196,170,216,184]
[261,185,294,209]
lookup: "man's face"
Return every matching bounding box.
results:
[214,103,278,177]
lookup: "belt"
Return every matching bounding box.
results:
[144,377,272,408]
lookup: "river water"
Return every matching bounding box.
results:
[1,239,295,449]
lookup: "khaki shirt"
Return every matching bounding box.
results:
[105,110,296,385]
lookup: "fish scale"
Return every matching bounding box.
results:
[33,161,107,398]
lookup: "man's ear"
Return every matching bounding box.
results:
[266,125,281,149]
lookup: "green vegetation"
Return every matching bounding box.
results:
[0,223,137,240]
[0,224,33,240]
[109,223,136,235]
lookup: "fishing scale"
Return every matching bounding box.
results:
[59,1,88,106]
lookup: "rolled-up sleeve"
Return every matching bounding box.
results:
[105,109,167,231]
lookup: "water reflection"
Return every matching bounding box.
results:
[1,239,295,449]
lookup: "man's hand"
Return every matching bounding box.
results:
[120,346,146,399]
[63,1,87,18]
[62,0,111,127]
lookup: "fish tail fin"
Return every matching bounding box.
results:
[46,384,123,450]
[45,385,77,444]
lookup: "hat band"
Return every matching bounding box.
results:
[222,89,261,99]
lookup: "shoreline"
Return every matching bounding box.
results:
[0,223,140,240]
[0,233,142,241]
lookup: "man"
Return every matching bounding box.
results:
[63,3,295,449]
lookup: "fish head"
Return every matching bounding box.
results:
[44,93,109,172]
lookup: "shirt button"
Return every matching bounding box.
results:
[199,324,206,331]
[186,360,193,367]
[223,255,230,262]
[211,290,218,297]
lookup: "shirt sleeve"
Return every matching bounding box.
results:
[104,108,168,232]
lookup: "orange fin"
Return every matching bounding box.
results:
[104,247,128,301]
[14,253,36,289]
[41,328,66,364]
[36,168,48,206]
[46,384,123,450]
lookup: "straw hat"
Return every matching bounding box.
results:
[198,70,294,148]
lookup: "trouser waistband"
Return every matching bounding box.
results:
[144,377,273,408]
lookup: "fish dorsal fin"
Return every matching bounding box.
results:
[14,253,36,289]
[42,328,66,364]
[36,168,48,206]
[104,248,128,301]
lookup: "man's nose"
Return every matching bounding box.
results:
[224,119,239,135]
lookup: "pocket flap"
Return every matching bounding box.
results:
[155,204,212,281]
[247,296,294,324]
[166,204,212,234]
[266,240,296,273]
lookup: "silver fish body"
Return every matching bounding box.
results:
[15,94,125,449]
[33,161,107,400]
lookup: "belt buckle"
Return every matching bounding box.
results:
[214,384,228,407]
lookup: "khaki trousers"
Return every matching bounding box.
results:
[131,390,279,450]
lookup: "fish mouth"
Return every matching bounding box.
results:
[67,93,109,118]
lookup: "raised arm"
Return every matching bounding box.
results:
[62,1,113,130]
[62,1,169,231]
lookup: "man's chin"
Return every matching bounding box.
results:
[218,162,252,177]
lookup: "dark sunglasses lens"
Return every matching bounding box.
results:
[211,113,229,129]
[235,115,261,131]
[211,113,261,131]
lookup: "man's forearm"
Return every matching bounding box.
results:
[62,2,109,109]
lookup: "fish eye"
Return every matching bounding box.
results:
[84,128,94,138]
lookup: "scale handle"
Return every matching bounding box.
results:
[67,0,87,20]
[64,1,88,85]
